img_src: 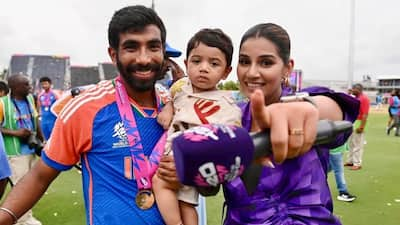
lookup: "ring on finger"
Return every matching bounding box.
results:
[289,128,304,136]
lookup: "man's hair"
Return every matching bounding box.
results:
[186,28,233,67]
[0,81,9,95]
[39,76,52,83]
[108,5,166,50]
[352,83,363,91]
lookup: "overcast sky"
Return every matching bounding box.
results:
[1,0,399,82]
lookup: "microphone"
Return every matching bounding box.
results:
[242,120,353,194]
[251,120,353,159]
[172,120,353,195]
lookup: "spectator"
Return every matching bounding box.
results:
[345,83,370,170]
[0,134,11,199]
[0,74,43,225]
[375,94,382,109]
[329,144,356,202]
[387,90,399,136]
[37,77,59,140]
[0,81,9,97]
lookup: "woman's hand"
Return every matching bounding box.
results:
[250,90,319,164]
[156,155,180,190]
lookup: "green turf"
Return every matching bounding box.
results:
[327,113,400,225]
[1,113,399,224]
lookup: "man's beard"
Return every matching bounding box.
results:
[116,57,164,92]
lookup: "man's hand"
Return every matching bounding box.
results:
[156,155,180,190]
[13,128,31,140]
[356,127,364,133]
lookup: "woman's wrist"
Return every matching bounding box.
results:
[280,92,317,109]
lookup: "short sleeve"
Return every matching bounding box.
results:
[301,86,360,148]
[42,101,94,171]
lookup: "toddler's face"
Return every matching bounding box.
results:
[185,42,231,93]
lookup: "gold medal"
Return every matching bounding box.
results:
[135,189,155,210]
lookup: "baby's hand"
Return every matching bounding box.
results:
[157,101,174,130]
[157,110,172,130]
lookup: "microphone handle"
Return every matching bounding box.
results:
[250,120,353,159]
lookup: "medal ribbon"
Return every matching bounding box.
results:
[114,76,166,190]
[40,91,52,107]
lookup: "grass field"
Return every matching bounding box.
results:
[1,113,399,224]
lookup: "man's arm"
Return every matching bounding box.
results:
[356,97,370,133]
[0,159,60,225]
[0,127,31,140]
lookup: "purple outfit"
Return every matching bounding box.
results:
[223,87,359,225]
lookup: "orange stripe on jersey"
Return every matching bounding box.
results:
[45,80,116,166]
[60,81,113,118]
[83,154,94,225]
[124,156,132,180]
[60,82,114,123]
[60,81,112,117]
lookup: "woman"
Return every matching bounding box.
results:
[221,23,359,224]
[158,23,359,224]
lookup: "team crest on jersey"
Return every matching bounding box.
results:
[112,122,129,148]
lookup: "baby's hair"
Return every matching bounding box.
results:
[186,28,233,67]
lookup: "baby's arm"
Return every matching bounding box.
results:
[157,101,174,130]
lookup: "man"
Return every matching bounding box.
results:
[0,5,178,225]
[345,83,370,170]
[0,81,9,97]
[155,43,185,106]
[0,74,43,225]
[37,77,58,140]
[329,144,356,202]
[387,90,399,136]
[0,134,11,199]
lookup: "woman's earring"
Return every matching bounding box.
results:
[281,76,289,87]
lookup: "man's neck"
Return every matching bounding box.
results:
[125,87,156,108]
[11,93,25,100]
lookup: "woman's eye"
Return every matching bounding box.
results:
[260,59,273,67]
[238,58,250,65]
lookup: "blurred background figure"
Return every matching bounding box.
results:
[329,144,356,202]
[0,74,43,225]
[156,43,185,89]
[345,83,370,170]
[0,134,11,199]
[0,81,9,97]
[37,77,59,140]
[375,94,383,109]
[386,90,399,136]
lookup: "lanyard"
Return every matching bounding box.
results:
[114,76,166,190]
[40,91,52,107]
[11,98,34,130]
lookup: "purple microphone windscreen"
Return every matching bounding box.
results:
[172,124,254,187]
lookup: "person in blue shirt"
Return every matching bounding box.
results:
[0,134,11,199]
[37,76,59,140]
